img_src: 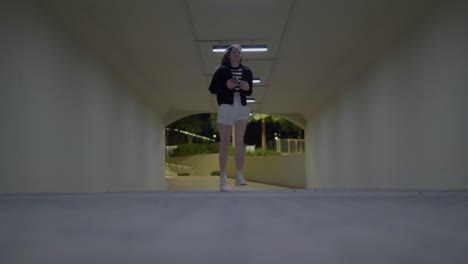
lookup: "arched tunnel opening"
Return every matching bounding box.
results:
[165,113,306,191]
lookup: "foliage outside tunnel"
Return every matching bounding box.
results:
[166,113,304,157]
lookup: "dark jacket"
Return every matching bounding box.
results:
[209,64,253,106]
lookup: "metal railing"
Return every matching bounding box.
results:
[275,138,305,154]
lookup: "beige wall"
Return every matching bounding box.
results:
[0,1,167,193]
[305,0,468,189]
[227,154,306,188]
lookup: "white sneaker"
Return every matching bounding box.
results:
[236,173,247,186]
[220,174,229,192]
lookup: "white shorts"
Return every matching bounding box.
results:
[217,96,250,126]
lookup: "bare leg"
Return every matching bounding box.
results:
[218,123,232,173]
[218,123,232,192]
[234,119,248,170]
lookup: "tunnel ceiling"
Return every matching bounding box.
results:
[39,0,440,125]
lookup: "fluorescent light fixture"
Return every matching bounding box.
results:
[253,77,261,84]
[212,44,268,53]
[246,98,256,103]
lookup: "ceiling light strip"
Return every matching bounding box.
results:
[212,44,268,53]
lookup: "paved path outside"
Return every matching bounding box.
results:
[166,175,290,191]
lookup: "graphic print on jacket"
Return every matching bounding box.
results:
[231,66,243,91]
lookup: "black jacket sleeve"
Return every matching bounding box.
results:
[242,66,253,96]
[209,66,227,94]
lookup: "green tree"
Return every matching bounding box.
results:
[276,118,303,138]
[210,113,219,135]
[168,115,203,144]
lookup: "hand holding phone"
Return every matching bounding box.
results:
[227,79,238,89]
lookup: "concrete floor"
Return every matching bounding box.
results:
[166,175,290,191]
[1,190,467,264]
